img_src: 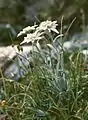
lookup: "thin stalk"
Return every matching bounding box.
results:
[0,68,6,97]
[59,16,66,90]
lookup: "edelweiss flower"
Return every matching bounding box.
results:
[17,25,38,37]
[36,20,59,33]
[20,31,44,44]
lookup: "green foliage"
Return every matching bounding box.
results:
[0,20,88,120]
[1,0,88,46]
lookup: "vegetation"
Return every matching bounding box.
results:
[0,0,88,45]
[0,20,88,120]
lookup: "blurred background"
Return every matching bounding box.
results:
[0,0,88,45]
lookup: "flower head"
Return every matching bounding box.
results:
[17,25,38,37]
[21,31,44,44]
[36,20,59,33]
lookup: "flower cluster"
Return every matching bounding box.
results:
[17,20,59,44]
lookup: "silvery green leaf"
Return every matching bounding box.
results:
[47,44,56,52]
[36,109,45,117]
[36,41,41,50]
[53,34,63,42]
[51,28,59,34]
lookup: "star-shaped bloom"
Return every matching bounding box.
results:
[17,25,38,37]
[20,31,44,44]
[36,20,59,33]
